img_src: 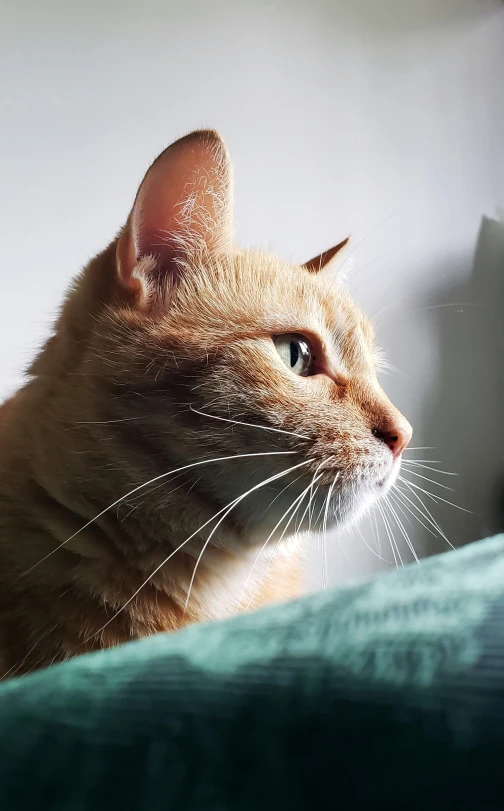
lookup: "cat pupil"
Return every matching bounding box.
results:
[290,341,299,368]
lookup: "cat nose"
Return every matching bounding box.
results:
[373,416,412,459]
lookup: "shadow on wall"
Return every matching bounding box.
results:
[421,214,504,556]
[316,220,504,592]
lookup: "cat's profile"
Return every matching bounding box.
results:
[0,130,411,678]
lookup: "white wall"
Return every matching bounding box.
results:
[1,0,504,587]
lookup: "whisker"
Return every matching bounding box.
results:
[399,468,454,491]
[375,502,396,567]
[1,623,60,681]
[245,485,313,610]
[371,509,382,557]
[389,489,438,540]
[385,495,419,563]
[395,482,455,549]
[90,459,313,640]
[296,485,319,533]
[377,501,403,568]
[349,250,391,281]
[393,486,444,541]
[190,406,309,440]
[416,302,492,312]
[242,471,326,600]
[319,490,330,590]
[321,473,339,590]
[356,524,391,564]
[376,502,398,568]
[337,207,402,280]
[371,293,408,325]
[384,503,404,567]
[334,491,352,563]
[398,476,474,514]
[402,447,436,452]
[306,458,333,531]
[401,461,456,475]
[182,459,314,611]
[262,472,307,517]
[400,459,441,464]
[67,415,153,426]
[19,451,297,579]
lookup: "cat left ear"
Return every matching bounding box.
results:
[116,130,233,305]
[302,236,351,273]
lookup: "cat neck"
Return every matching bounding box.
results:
[0,385,300,676]
[0,381,257,594]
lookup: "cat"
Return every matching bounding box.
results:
[0,130,411,679]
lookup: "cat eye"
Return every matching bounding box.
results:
[273,333,313,377]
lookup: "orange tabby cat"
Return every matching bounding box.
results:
[0,130,411,678]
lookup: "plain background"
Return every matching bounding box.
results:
[1,0,504,589]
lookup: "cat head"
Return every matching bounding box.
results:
[39,130,411,552]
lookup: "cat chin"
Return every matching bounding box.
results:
[211,459,401,554]
[319,466,399,533]
[318,491,375,533]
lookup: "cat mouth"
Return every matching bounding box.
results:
[375,458,401,492]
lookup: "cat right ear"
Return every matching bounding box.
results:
[116,130,233,306]
[302,236,351,273]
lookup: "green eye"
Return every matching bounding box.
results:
[273,333,313,377]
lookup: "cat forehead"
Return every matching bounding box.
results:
[234,251,375,367]
[256,251,370,325]
[299,273,375,370]
[168,249,375,369]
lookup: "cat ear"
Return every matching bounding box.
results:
[302,236,351,273]
[116,130,233,301]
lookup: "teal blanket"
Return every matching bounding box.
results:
[1,535,504,810]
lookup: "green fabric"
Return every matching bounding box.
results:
[2,535,504,810]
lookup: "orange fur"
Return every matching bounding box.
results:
[0,131,411,678]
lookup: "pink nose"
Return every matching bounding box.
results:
[373,417,412,459]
